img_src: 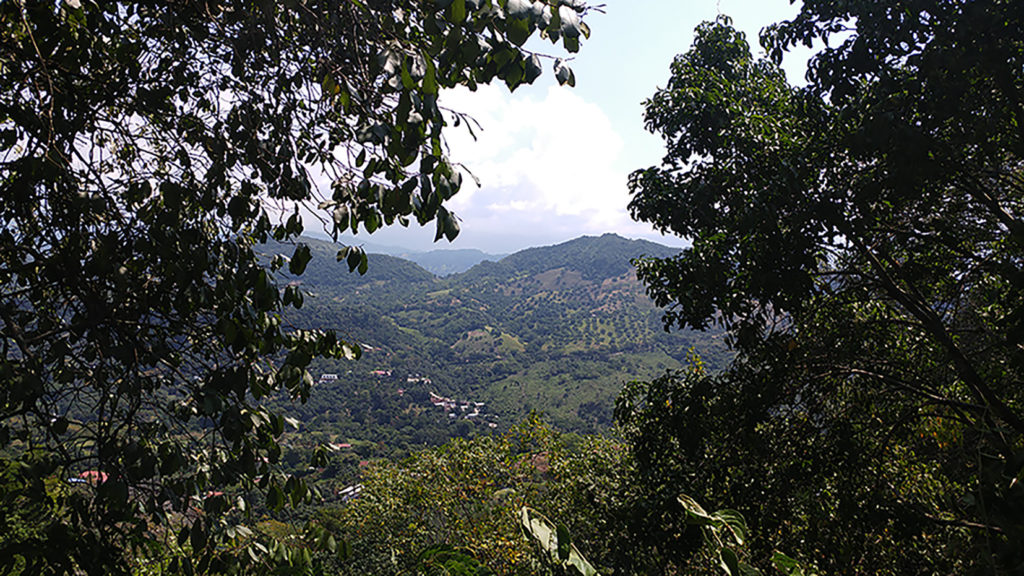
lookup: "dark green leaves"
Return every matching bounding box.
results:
[554,59,576,87]
[524,55,543,84]
[447,0,466,23]
[337,245,369,275]
[267,483,285,512]
[0,0,595,573]
[677,494,759,576]
[556,523,572,561]
[288,243,312,275]
[771,552,819,576]
[629,9,1024,573]
[520,507,599,576]
[190,519,208,551]
[434,208,460,243]
[506,15,532,47]
[503,1,534,48]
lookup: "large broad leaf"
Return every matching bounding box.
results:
[447,0,466,23]
[554,59,575,87]
[506,16,531,47]
[524,54,543,84]
[771,552,815,576]
[506,0,532,19]
[558,5,582,38]
[711,509,748,546]
[677,493,713,525]
[288,243,312,275]
[720,548,740,576]
[520,507,600,576]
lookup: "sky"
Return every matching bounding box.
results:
[334,0,814,254]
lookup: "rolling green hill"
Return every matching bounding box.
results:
[277,234,726,438]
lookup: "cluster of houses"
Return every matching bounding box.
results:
[318,369,401,381]
[316,373,499,429]
[429,392,498,428]
[319,371,434,384]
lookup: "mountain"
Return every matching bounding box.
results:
[470,233,678,281]
[391,248,505,276]
[292,236,504,276]
[286,237,436,287]
[279,233,726,437]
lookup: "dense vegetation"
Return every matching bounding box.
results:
[0,0,595,573]
[626,4,1024,573]
[259,233,728,474]
[4,0,1024,575]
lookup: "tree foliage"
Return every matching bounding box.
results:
[317,419,560,576]
[319,416,706,576]
[0,0,593,573]
[628,4,1024,573]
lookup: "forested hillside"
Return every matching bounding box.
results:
[273,234,726,449]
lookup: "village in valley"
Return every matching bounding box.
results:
[318,371,499,429]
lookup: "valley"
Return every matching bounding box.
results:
[271,233,727,458]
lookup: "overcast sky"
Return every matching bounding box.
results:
[333,0,813,254]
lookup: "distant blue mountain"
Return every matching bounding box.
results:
[315,239,504,276]
[391,248,506,276]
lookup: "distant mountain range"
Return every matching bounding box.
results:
[321,238,505,276]
[277,233,727,432]
[395,248,505,276]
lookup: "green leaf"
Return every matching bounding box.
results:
[444,210,460,242]
[401,60,415,91]
[558,5,582,38]
[520,508,600,576]
[423,57,439,95]
[770,552,806,576]
[447,0,466,23]
[711,509,748,545]
[524,54,543,84]
[342,245,367,274]
[554,59,575,87]
[267,484,285,511]
[365,210,381,233]
[190,520,208,551]
[503,58,526,90]
[506,0,532,19]
[506,16,531,47]
[321,73,339,95]
[556,524,571,561]
[563,34,580,53]
[288,243,312,275]
[677,493,713,525]
[720,548,741,576]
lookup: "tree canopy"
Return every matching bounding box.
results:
[0,0,593,573]
[628,2,1024,572]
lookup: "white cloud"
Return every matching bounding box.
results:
[303,81,685,254]
[439,84,643,237]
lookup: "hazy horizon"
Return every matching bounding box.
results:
[307,226,690,256]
